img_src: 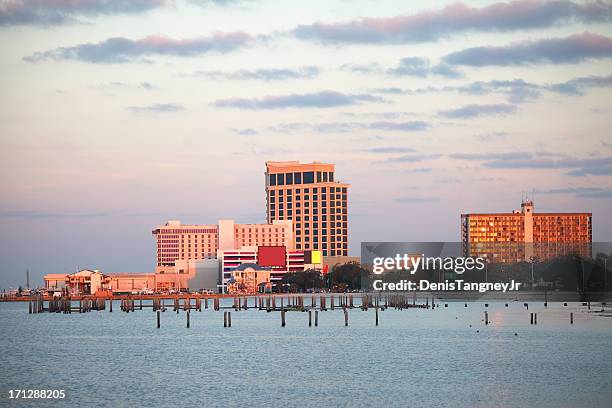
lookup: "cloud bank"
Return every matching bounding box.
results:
[0,0,170,26]
[191,66,319,81]
[438,103,517,118]
[451,152,612,177]
[293,1,612,44]
[213,91,385,109]
[126,103,184,113]
[24,32,254,63]
[444,32,612,66]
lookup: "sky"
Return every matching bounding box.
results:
[1,0,611,288]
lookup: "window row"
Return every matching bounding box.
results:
[269,171,334,186]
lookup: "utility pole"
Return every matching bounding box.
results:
[26,269,30,290]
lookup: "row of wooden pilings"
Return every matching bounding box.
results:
[481,311,576,325]
[30,295,106,314]
[28,295,594,329]
[28,293,44,314]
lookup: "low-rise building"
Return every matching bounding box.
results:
[219,246,322,292]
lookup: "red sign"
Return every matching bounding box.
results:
[257,246,287,268]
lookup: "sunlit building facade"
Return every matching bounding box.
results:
[265,161,349,256]
[461,200,592,262]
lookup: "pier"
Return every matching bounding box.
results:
[15,292,606,329]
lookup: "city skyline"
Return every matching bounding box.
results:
[1,0,612,287]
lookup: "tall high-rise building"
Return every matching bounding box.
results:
[265,161,349,256]
[461,200,592,262]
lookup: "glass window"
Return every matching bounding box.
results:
[303,171,314,184]
[317,171,322,182]
[294,172,302,184]
[269,174,276,186]
[286,173,293,185]
[277,173,285,185]
[323,172,328,182]
[329,172,334,182]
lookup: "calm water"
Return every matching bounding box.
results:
[1,298,611,408]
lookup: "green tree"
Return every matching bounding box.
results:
[279,269,324,292]
[328,262,365,291]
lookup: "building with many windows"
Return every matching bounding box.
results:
[151,219,293,271]
[461,200,592,262]
[264,161,349,257]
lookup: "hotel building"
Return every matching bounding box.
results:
[151,219,294,272]
[461,200,592,262]
[265,161,350,257]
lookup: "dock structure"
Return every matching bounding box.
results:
[19,292,593,328]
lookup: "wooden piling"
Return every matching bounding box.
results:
[187,310,190,328]
[315,310,318,326]
[224,311,227,327]
[484,311,489,325]
[309,310,312,327]
[530,312,534,325]
[157,310,160,328]
[281,310,286,327]
[344,308,348,326]
[570,312,574,324]
[375,307,379,326]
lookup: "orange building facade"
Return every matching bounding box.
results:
[265,161,349,257]
[44,269,196,294]
[461,201,592,262]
